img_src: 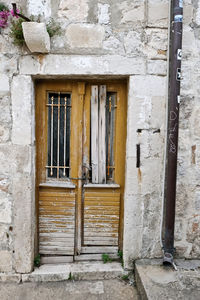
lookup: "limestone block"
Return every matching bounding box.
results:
[131,75,167,97]
[195,191,200,210]
[12,145,32,174]
[194,6,200,26]
[103,37,124,55]
[182,27,197,55]
[140,158,163,195]
[193,107,200,138]
[11,76,33,146]
[187,216,200,255]
[148,0,169,28]
[0,273,21,283]
[0,35,20,55]
[151,96,166,129]
[119,0,145,24]
[0,176,11,195]
[13,174,35,273]
[124,31,144,56]
[22,22,50,53]
[98,3,110,24]
[145,28,168,59]
[0,96,11,123]
[0,75,9,96]
[0,192,11,223]
[0,146,13,175]
[183,5,194,24]
[0,224,11,248]
[66,24,105,48]
[58,0,88,22]
[147,60,167,76]
[0,123,10,143]
[174,219,183,241]
[0,55,18,74]
[0,251,12,272]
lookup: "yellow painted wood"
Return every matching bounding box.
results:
[38,187,75,255]
[83,188,120,246]
[75,82,85,254]
[36,80,127,257]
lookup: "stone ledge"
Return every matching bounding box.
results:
[22,262,127,282]
[19,55,146,76]
[0,273,21,283]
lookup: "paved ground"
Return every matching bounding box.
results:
[0,279,140,300]
[135,259,200,300]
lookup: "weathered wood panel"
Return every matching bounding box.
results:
[83,188,120,246]
[39,187,75,255]
[91,86,99,183]
[98,85,106,183]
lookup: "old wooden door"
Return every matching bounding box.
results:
[36,80,127,262]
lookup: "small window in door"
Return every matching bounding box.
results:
[106,92,116,182]
[90,86,116,184]
[47,92,71,179]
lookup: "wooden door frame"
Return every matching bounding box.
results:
[35,79,127,257]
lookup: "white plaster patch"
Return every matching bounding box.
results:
[27,0,51,18]
[98,3,110,24]
[58,0,89,22]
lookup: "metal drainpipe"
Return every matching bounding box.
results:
[163,0,183,269]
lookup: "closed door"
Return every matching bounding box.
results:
[36,80,127,260]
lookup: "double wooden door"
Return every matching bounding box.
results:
[36,80,127,260]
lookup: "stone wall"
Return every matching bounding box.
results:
[0,0,199,273]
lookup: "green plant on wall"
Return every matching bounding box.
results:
[9,18,24,46]
[9,15,61,47]
[46,18,61,38]
[0,3,8,11]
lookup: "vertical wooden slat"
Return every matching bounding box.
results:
[99,85,106,183]
[75,82,85,255]
[91,86,99,183]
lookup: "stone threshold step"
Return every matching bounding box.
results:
[22,262,128,282]
[135,259,200,300]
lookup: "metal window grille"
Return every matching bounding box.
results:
[46,92,71,179]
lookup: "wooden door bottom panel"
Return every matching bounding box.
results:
[39,187,76,256]
[83,188,120,246]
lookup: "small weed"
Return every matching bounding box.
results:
[68,272,74,280]
[118,250,124,267]
[102,253,112,263]
[122,274,129,281]
[34,254,41,267]
[46,18,62,38]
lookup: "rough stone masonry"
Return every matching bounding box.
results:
[0,0,199,276]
